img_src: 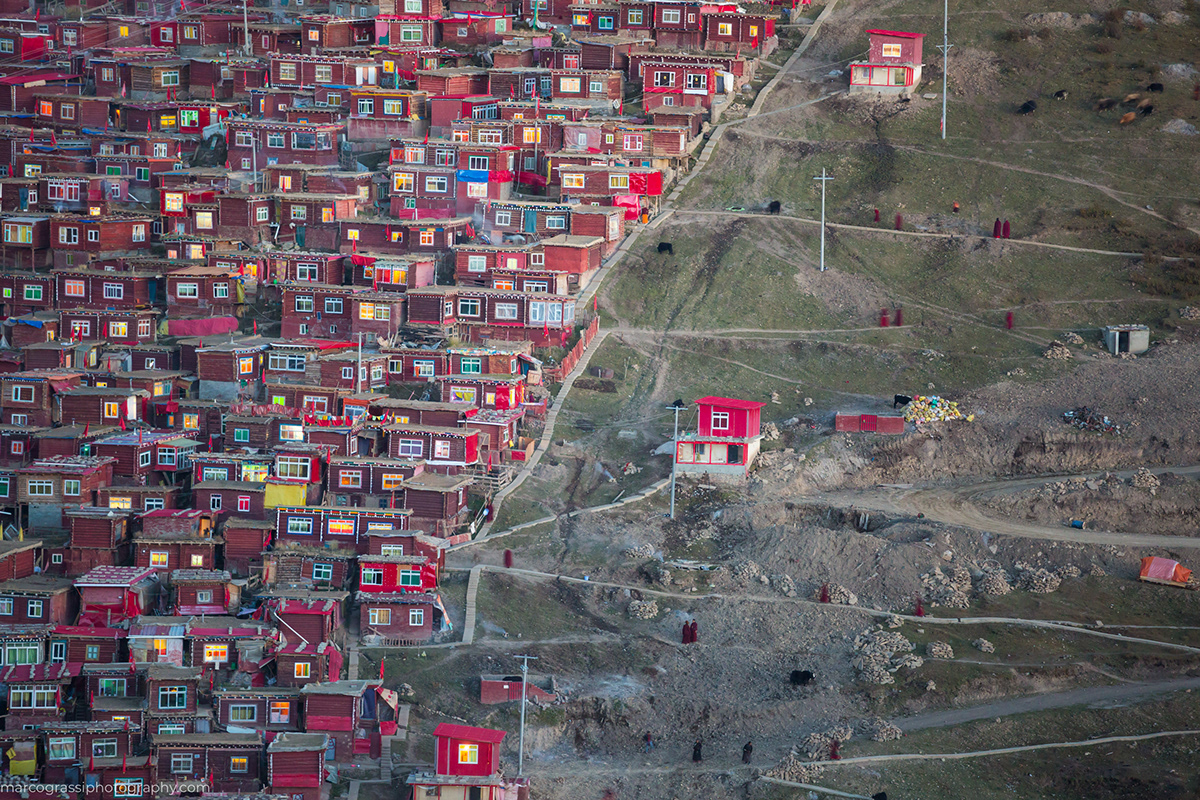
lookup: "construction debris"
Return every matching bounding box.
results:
[972,638,996,653]
[803,725,854,759]
[886,615,904,628]
[1043,340,1073,360]
[1062,332,1085,345]
[770,573,798,597]
[852,627,919,684]
[927,641,954,659]
[862,717,904,742]
[733,561,763,582]
[902,395,971,425]
[920,566,971,608]
[1063,407,1122,435]
[626,599,660,619]
[766,755,825,782]
[823,584,858,605]
[1017,564,1062,594]
[1057,564,1082,579]
[762,422,781,441]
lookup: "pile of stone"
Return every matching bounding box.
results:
[770,573,798,598]
[1057,564,1082,580]
[1062,332,1085,345]
[920,566,971,608]
[803,725,854,759]
[766,755,825,782]
[886,615,904,628]
[622,543,654,559]
[762,422,782,441]
[1181,306,1200,320]
[732,561,763,582]
[978,568,1013,596]
[1016,563,1062,594]
[927,641,954,659]
[1043,340,1073,360]
[973,638,995,653]
[626,599,659,619]
[1131,468,1161,489]
[826,584,858,605]
[861,718,903,742]
[852,627,919,684]
[1090,564,1107,577]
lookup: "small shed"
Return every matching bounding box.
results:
[1104,324,1150,356]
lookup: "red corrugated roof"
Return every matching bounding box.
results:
[52,625,127,639]
[865,29,926,39]
[433,723,506,743]
[0,72,79,85]
[695,396,767,410]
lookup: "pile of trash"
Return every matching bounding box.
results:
[927,641,954,659]
[622,462,642,476]
[626,599,659,619]
[852,627,920,685]
[766,755,825,782]
[1043,340,1073,360]
[1063,407,1122,435]
[861,717,904,742]
[902,395,971,425]
[1131,467,1161,489]
[1016,563,1062,594]
[972,638,996,653]
[978,568,1013,596]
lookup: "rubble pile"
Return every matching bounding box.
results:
[1181,306,1200,320]
[902,395,971,425]
[862,717,904,742]
[886,615,904,628]
[1062,332,1085,345]
[978,568,1013,596]
[920,567,971,608]
[622,543,655,559]
[766,755,825,782]
[852,627,919,684]
[803,726,854,759]
[1090,564,1108,577]
[1057,564,1082,580]
[1017,564,1062,594]
[762,422,781,441]
[770,573,798,597]
[926,641,954,659]
[1063,406,1122,435]
[626,599,660,619]
[972,638,996,653]
[733,561,763,582]
[1043,340,1073,360]
[1131,468,1161,489]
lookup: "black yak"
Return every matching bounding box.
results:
[768,200,782,214]
[1053,89,1068,100]
[790,669,815,686]
[1148,82,1164,92]
[894,394,912,409]
[657,242,673,255]
[1018,100,1037,114]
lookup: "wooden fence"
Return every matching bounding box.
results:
[544,316,600,382]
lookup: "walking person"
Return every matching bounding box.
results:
[681,622,690,644]
[692,739,703,763]
[742,741,753,764]
[643,732,655,753]
[689,620,698,643]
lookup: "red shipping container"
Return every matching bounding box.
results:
[834,413,860,432]
[876,416,906,435]
[859,414,878,432]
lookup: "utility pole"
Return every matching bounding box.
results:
[356,331,365,394]
[812,169,833,272]
[243,0,252,57]
[515,654,537,776]
[666,399,685,519]
[937,0,952,140]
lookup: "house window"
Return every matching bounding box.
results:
[400,25,422,41]
[425,176,448,193]
[170,753,193,773]
[277,456,311,480]
[711,411,730,430]
[328,519,354,536]
[230,756,249,773]
[158,686,187,709]
[210,494,222,511]
[104,283,124,300]
[157,724,184,735]
[433,440,452,459]
[278,63,297,80]
[458,298,480,317]
[99,678,125,697]
[294,296,315,313]
[10,386,32,403]
[27,600,43,617]
[59,227,78,245]
[610,175,629,190]
[48,737,75,761]
[361,567,383,586]
[461,357,483,374]
[357,98,373,115]
[138,318,152,337]
[145,498,165,511]
[3,223,32,244]
[312,563,334,582]
[256,206,270,222]
[104,401,122,419]
[654,72,676,88]
[291,205,308,221]
[232,428,250,443]
[205,645,228,663]
[114,779,143,798]
[399,569,422,587]
[628,9,643,23]
[0,598,10,614]
[161,70,180,87]
[109,497,132,509]
[93,740,118,758]
[339,470,363,489]
[458,743,478,764]
[368,608,391,626]
[882,42,902,58]
[150,551,169,567]
[84,644,99,659]
[229,704,256,722]
[598,15,613,29]
[559,77,581,93]
[419,230,435,246]
[294,662,311,678]
[110,322,128,338]
[27,479,53,496]
[562,173,585,189]
[267,132,284,148]
[546,216,566,229]
[133,224,146,242]
[177,283,199,298]
[287,517,314,535]
[686,73,707,90]
[63,479,81,496]
[270,701,291,723]
[467,255,487,273]
[718,21,732,35]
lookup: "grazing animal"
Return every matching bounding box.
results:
[1095,97,1117,111]
[1137,97,1153,110]
[1148,82,1164,93]
[1123,93,1140,104]
[1119,111,1137,124]
[1053,89,1068,100]
[657,242,673,255]
[1139,103,1154,115]
[1017,100,1037,114]
[768,200,782,214]
[872,794,889,800]
[790,669,815,686]
[894,394,912,409]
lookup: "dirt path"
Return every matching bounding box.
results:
[896,676,1200,732]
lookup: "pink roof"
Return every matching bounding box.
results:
[77,565,158,586]
[0,662,81,682]
[695,396,767,410]
[865,29,926,39]
[433,723,506,743]
[0,72,79,85]
[52,625,127,639]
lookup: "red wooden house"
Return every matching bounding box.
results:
[152,733,264,794]
[214,687,303,736]
[275,506,412,554]
[674,395,765,479]
[275,640,343,688]
[300,16,374,53]
[0,575,76,626]
[65,508,135,576]
[226,120,344,170]
[0,662,80,730]
[223,518,275,578]
[18,455,116,535]
[262,591,350,646]
[300,680,380,760]
[849,30,926,95]
[407,724,524,800]
[48,624,125,665]
[75,566,161,627]
[267,732,328,800]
